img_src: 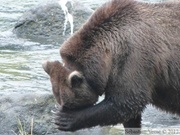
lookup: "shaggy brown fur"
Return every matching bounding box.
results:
[45,0,180,134]
[43,61,98,109]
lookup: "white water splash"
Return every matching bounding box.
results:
[0,29,14,38]
[58,0,74,35]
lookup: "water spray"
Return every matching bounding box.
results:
[58,0,74,36]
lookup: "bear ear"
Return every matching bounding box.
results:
[42,61,51,75]
[68,71,83,88]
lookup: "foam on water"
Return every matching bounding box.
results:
[0,29,14,38]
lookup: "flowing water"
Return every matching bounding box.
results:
[0,0,109,93]
[0,0,54,93]
[0,0,180,132]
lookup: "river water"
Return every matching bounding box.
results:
[0,0,110,93]
[0,0,55,93]
[0,0,180,133]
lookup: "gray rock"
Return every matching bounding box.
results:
[0,92,57,135]
[0,92,117,135]
[1,92,179,135]
[13,0,93,45]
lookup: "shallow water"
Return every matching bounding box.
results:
[0,0,180,133]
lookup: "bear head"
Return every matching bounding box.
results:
[43,60,98,109]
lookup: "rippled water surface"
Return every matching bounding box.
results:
[0,0,110,93]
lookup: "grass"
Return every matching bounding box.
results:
[13,117,34,135]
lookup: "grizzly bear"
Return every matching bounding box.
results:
[44,0,180,134]
[43,61,98,109]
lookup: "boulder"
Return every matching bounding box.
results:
[13,0,93,45]
[0,92,115,135]
[0,92,57,135]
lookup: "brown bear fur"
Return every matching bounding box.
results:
[46,0,180,133]
[43,61,98,109]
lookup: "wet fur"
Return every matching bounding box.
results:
[53,0,180,133]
